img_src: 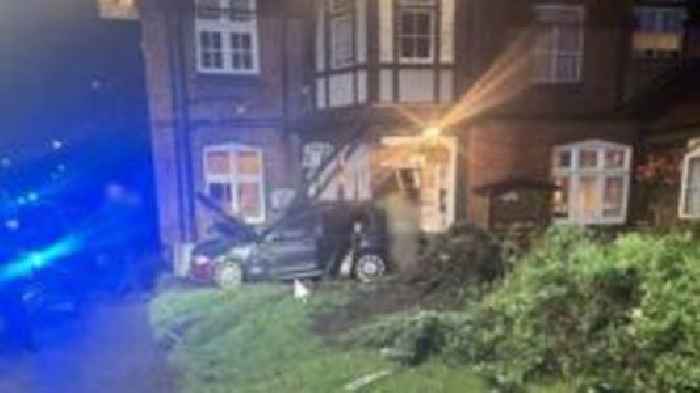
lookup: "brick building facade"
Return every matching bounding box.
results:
[137,0,693,266]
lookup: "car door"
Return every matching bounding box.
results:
[261,212,321,274]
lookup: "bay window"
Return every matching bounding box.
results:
[680,150,700,219]
[552,141,632,225]
[204,145,265,224]
[533,5,584,84]
[330,0,355,69]
[398,0,436,64]
[195,0,259,74]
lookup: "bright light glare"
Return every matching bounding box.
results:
[0,235,82,283]
[422,127,442,139]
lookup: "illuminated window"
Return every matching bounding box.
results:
[398,0,436,64]
[204,145,265,223]
[680,150,700,219]
[552,141,631,225]
[633,7,687,58]
[97,0,138,20]
[329,0,355,69]
[533,5,584,84]
[195,0,259,74]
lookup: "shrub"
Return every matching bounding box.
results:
[469,226,700,392]
[419,222,505,291]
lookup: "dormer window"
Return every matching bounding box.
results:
[195,0,259,75]
[398,0,437,64]
[634,6,688,58]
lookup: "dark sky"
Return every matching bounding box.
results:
[0,0,148,165]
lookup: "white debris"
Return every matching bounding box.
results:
[344,370,394,391]
[293,279,310,302]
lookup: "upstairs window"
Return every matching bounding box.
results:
[533,5,584,84]
[329,0,355,69]
[552,141,632,225]
[634,7,687,58]
[195,0,259,74]
[398,0,437,64]
[204,145,266,224]
[680,149,700,219]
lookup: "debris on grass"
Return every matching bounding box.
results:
[344,369,394,391]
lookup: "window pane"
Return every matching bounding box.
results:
[238,150,262,175]
[238,182,262,219]
[331,16,354,68]
[401,12,416,35]
[230,0,254,21]
[555,55,578,81]
[243,53,253,69]
[553,176,570,218]
[603,176,624,218]
[401,37,415,58]
[556,149,572,169]
[415,13,431,35]
[686,157,700,216]
[416,37,431,58]
[241,34,251,49]
[579,176,600,221]
[558,25,581,52]
[209,183,234,213]
[605,149,626,169]
[197,0,220,19]
[207,151,231,175]
[580,149,598,169]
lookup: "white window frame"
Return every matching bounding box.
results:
[195,0,260,75]
[397,0,437,64]
[552,140,632,226]
[329,2,355,70]
[203,144,266,224]
[679,149,700,219]
[532,4,585,84]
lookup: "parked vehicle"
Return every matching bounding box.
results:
[190,201,388,287]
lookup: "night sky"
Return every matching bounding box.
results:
[0,0,148,169]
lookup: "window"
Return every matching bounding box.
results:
[552,141,632,225]
[680,150,700,219]
[633,7,687,58]
[195,0,259,74]
[533,5,584,84]
[97,0,138,19]
[398,0,436,64]
[204,145,265,223]
[330,4,354,69]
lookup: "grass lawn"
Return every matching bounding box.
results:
[150,284,565,393]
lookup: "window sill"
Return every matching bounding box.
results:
[554,218,627,226]
[192,72,265,86]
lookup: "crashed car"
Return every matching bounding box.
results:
[190,201,388,287]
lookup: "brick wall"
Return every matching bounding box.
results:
[465,120,638,228]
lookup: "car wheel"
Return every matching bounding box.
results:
[355,254,386,283]
[215,263,243,289]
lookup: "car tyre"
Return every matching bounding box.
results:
[215,262,243,289]
[354,253,386,283]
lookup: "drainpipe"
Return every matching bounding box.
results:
[166,0,197,243]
